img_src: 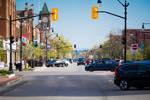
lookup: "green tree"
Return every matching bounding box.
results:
[48,35,73,59]
[145,46,150,60]
[33,46,43,59]
[127,48,143,61]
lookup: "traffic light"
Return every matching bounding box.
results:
[99,45,102,48]
[74,44,76,48]
[52,8,58,21]
[122,37,126,44]
[34,41,38,47]
[92,6,99,19]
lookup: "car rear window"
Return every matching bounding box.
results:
[121,64,138,71]
[138,64,150,72]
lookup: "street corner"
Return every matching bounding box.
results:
[0,75,25,95]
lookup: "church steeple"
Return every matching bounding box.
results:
[39,2,50,21]
[41,2,50,14]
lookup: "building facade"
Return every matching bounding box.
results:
[17,2,34,43]
[0,0,16,38]
[126,29,150,48]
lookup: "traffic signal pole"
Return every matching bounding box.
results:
[93,0,129,63]
[124,1,127,63]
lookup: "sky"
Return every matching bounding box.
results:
[16,0,150,50]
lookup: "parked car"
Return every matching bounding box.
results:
[62,59,70,67]
[85,60,117,71]
[77,58,86,66]
[114,63,150,90]
[47,59,68,67]
[55,59,66,67]
[47,60,56,67]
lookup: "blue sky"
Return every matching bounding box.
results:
[16,0,150,50]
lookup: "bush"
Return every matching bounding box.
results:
[0,70,11,76]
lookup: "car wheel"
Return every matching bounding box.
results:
[119,80,129,90]
[66,64,68,67]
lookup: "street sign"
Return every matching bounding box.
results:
[130,43,138,54]
[131,43,138,50]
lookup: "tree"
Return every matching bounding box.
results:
[33,47,43,59]
[145,46,150,60]
[47,34,73,59]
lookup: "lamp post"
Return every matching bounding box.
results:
[96,0,129,63]
[41,17,49,66]
[19,19,23,70]
[9,16,13,73]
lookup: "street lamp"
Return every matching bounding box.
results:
[95,0,129,63]
[41,16,49,66]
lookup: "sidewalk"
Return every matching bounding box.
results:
[0,75,24,94]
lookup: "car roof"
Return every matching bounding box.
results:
[122,62,150,66]
[134,60,150,64]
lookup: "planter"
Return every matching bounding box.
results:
[8,74,15,78]
[0,74,15,78]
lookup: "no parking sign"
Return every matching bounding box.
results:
[130,43,138,54]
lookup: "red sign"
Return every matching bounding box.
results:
[131,44,138,50]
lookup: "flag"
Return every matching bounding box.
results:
[22,34,29,46]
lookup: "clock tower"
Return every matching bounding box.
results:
[39,2,50,29]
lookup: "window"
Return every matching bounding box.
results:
[138,64,150,72]
[121,64,138,71]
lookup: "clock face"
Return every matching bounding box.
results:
[42,17,48,23]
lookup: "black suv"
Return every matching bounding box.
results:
[114,63,150,90]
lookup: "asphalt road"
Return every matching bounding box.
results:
[0,63,150,100]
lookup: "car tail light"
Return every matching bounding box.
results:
[114,65,121,79]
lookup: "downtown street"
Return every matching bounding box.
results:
[0,63,150,100]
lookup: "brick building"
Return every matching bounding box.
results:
[0,0,16,39]
[126,29,150,47]
[17,2,34,43]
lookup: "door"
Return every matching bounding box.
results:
[138,65,150,86]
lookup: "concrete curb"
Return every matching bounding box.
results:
[0,76,26,95]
